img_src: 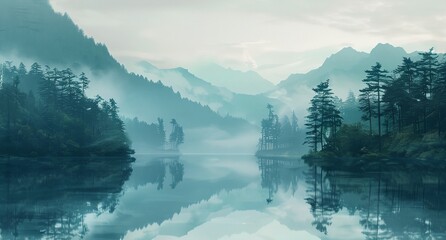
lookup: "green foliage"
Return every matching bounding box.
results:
[326,124,375,157]
[359,62,390,151]
[0,1,253,135]
[339,91,361,124]
[330,48,446,160]
[258,105,305,153]
[259,104,280,150]
[169,119,184,150]
[124,117,185,153]
[304,80,343,152]
[0,61,133,156]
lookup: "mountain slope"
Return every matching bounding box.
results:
[191,63,274,95]
[277,43,419,98]
[0,0,258,153]
[135,61,285,124]
[266,44,422,125]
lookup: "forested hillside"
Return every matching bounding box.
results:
[0,62,132,156]
[0,0,257,153]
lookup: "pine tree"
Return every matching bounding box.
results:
[169,119,184,150]
[305,98,321,152]
[361,63,389,151]
[416,48,439,133]
[417,48,439,100]
[79,72,89,97]
[259,104,281,150]
[393,57,418,131]
[433,60,446,136]
[305,80,342,152]
[157,118,166,149]
[18,62,27,76]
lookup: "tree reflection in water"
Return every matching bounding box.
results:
[129,157,184,191]
[258,157,446,239]
[304,165,342,235]
[0,156,134,239]
[257,158,300,204]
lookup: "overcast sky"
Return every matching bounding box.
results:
[49,0,446,83]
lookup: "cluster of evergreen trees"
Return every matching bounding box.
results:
[168,119,184,150]
[302,48,446,156]
[125,117,184,152]
[258,104,302,151]
[304,80,343,152]
[359,49,446,151]
[0,61,132,156]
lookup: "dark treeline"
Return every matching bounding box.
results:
[258,104,305,152]
[304,80,343,152]
[304,163,446,238]
[301,48,446,158]
[125,117,184,152]
[128,157,184,190]
[0,156,134,239]
[0,61,132,156]
[359,49,446,148]
[258,157,446,238]
[258,158,301,204]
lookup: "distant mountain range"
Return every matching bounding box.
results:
[276,43,420,98]
[2,0,442,153]
[135,61,285,124]
[190,63,274,95]
[0,0,257,153]
[264,43,431,124]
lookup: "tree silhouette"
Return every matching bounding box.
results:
[259,104,281,150]
[305,80,342,152]
[360,63,389,151]
[0,61,132,156]
[169,119,184,150]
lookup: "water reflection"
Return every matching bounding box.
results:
[258,158,300,204]
[4,154,446,239]
[304,165,342,235]
[127,156,184,191]
[87,155,259,240]
[0,156,133,239]
[257,157,446,239]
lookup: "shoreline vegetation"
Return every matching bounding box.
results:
[0,61,185,158]
[124,117,184,155]
[0,61,133,157]
[257,48,446,167]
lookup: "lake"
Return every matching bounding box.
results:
[1,155,446,239]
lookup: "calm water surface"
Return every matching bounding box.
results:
[1,155,446,239]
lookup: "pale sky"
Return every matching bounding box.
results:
[49,0,446,83]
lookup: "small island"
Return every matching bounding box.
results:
[124,117,184,156]
[257,48,446,170]
[0,62,133,157]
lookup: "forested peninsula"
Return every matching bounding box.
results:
[257,48,446,164]
[0,62,133,157]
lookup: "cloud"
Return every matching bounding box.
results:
[182,126,259,154]
[122,179,367,240]
[123,184,321,240]
[49,0,446,82]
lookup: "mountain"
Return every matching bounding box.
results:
[0,0,257,153]
[277,44,419,97]
[135,61,286,125]
[266,43,422,124]
[190,63,274,95]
